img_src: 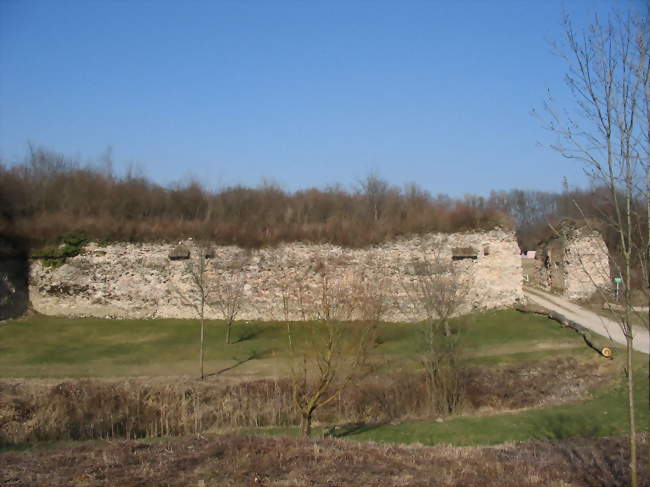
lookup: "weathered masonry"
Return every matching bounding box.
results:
[0,236,29,320]
[536,223,611,300]
[29,229,524,321]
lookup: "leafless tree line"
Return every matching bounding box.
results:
[3,146,646,258]
[1,148,512,248]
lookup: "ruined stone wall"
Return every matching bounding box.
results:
[537,227,610,300]
[29,230,524,321]
[0,237,29,321]
[563,230,611,299]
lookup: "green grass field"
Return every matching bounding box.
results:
[0,310,613,378]
[1,309,647,448]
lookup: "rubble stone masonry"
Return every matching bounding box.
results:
[29,229,524,321]
[537,226,611,300]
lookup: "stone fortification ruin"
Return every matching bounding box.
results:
[0,236,29,320]
[29,229,524,321]
[536,222,611,300]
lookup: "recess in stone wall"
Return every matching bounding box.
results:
[452,247,479,260]
[169,244,190,260]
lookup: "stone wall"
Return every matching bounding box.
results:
[0,237,29,321]
[29,229,524,321]
[537,225,610,300]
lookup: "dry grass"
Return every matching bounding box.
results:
[0,358,607,445]
[1,433,647,486]
[465,357,609,411]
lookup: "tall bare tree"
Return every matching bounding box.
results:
[358,172,393,222]
[213,276,244,345]
[539,10,649,485]
[403,248,472,415]
[175,246,212,380]
[289,270,385,437]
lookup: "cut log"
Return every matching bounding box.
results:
[516,305,613,359]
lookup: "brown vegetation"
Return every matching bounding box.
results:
[0,148,510,248]
[2,147,646,257]
[0,358,606,445]
[1,433,647,486]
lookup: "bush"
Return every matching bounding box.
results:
[61,232,87,247]
[30,232,87,267]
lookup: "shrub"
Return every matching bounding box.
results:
[1,148,513,248]
[30,232,88,267]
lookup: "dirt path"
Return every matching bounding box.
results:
[524,287,649,355]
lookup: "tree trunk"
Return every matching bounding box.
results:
[627,333,638,487]
[287,322,293,352]
[301,413,312,437]
[200,317,204,380]
[225,320,232,345]
[642,152,650,476]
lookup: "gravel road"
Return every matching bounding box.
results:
[524,286,649,355]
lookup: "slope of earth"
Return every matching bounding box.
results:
[0,310,606,378]
[1,434,648,487]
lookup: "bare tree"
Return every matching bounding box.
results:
[272,252,307,351]
[539,10,649,485]
[289,270,385,437]
[405,249,472,335]
[358,172,392,222]
[277,274,295,350]
[213,276,244,345]
[175,246,212,380]
[275,266,315,351]
[404,248,472,415]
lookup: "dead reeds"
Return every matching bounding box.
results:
[0,358,604,445]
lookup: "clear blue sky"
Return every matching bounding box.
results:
[0,0,640,196]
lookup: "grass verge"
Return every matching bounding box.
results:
[244,361,649,446]
[0,310,602,378]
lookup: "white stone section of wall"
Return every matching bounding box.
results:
[29,230,524,321]
[538,228,611,300]
[563,230,611,300]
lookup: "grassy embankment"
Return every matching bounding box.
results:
[0,310,606,378]
[1,309,647,446]
[250,365,649,445]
